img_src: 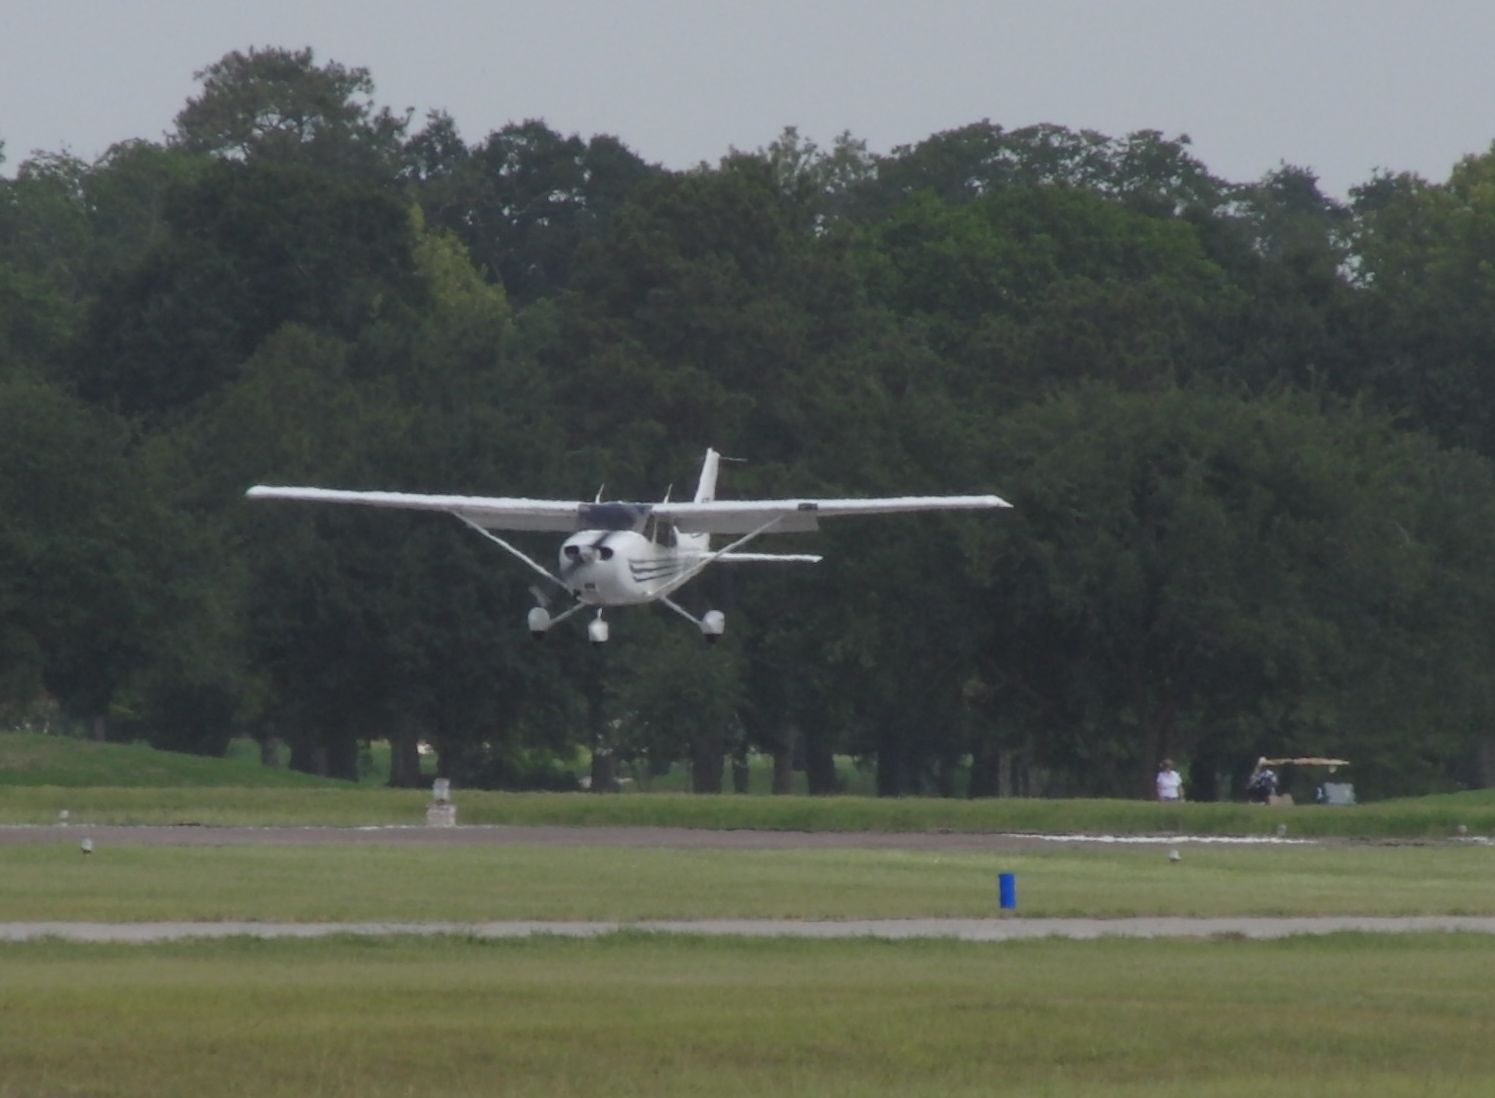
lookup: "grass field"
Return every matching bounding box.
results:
[6,782,1495,839]
[4,934,1495,1097]
[3,841,1494,922]
[9,731,1495,837]
[7,729,1495,1095]
[0,731,344,788]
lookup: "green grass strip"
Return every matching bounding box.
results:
[3,842,1492,921]
[5,783,1495,838]
[4,934,1495,1097]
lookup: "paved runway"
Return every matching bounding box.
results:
[0,823,1322,850]
[5,916,1495,943]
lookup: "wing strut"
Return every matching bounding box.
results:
[659,596,706,628]
[452,513,570,594]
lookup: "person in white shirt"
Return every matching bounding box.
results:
[1156,759,1184,802]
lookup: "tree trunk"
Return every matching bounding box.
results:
[771,723,797,794]
[289,736,327,776]
[1001,749,1020,797]
[90,715,107,742]
[1471,739,1495,788]
[325,737,360,782]
[1189,745,1220,802]
[579,662,617,792]
[690,726,725,793]
[804,735,838,795]
[968,738,1000,798]
[935,754,958,798]
[876,726,906,797]
[730,747,750,794]
[258,736,281,768]
[387,731,423,788]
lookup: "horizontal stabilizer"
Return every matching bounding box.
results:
[714,552,823,564]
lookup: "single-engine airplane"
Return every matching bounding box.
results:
[246,449,1009,643]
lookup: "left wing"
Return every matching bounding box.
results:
[244,486,584,532]
[651,494,1011,536]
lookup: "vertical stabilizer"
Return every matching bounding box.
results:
[677,448,720,553]
[694,448,721,503]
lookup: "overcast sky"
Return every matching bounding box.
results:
[4,0,1494,195]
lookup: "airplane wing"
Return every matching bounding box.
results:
[246,486,1012,536]
[244,486,583,532]
[652,494,1011,535]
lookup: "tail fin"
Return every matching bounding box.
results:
[694,448,721,503]
[677,449,720,553]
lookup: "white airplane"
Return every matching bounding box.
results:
[246,449,1010,643]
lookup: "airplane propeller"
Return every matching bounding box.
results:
[560,531,615,582]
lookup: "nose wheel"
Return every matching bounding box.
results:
[587,610,610,645]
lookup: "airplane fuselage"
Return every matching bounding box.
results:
[560,529,700,605]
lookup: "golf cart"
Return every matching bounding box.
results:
[1247,757,1354,807]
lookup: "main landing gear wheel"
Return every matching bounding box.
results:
[701,610,726,644]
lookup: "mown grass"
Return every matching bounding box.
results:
[5,783,1495,838]
[3,840,1493,921]
[4,934,1495,1097]
[7,729,1495,837]
[0,731,344,787]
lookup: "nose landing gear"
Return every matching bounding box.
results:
[587,611,610,645]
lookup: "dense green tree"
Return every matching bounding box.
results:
[406,118,660,303]
[605,617,746,792]
[874,123,1226,218]
[172,47,409,179]
[75,159,424,417]
[869,184,1240,405]
[975,385,1495,797]
[0,378,169,731]
[1197,165,1361,393]
[14,56,1495,801]
[1348,149,1495,457]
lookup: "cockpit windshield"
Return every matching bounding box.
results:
[577,502,651,532]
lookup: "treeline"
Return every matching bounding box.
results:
[6,47,1495,799]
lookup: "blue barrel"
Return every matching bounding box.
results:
[998,872,1017,910]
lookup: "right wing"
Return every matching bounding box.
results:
[652,494,1011,535]
[244,486,584,532]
